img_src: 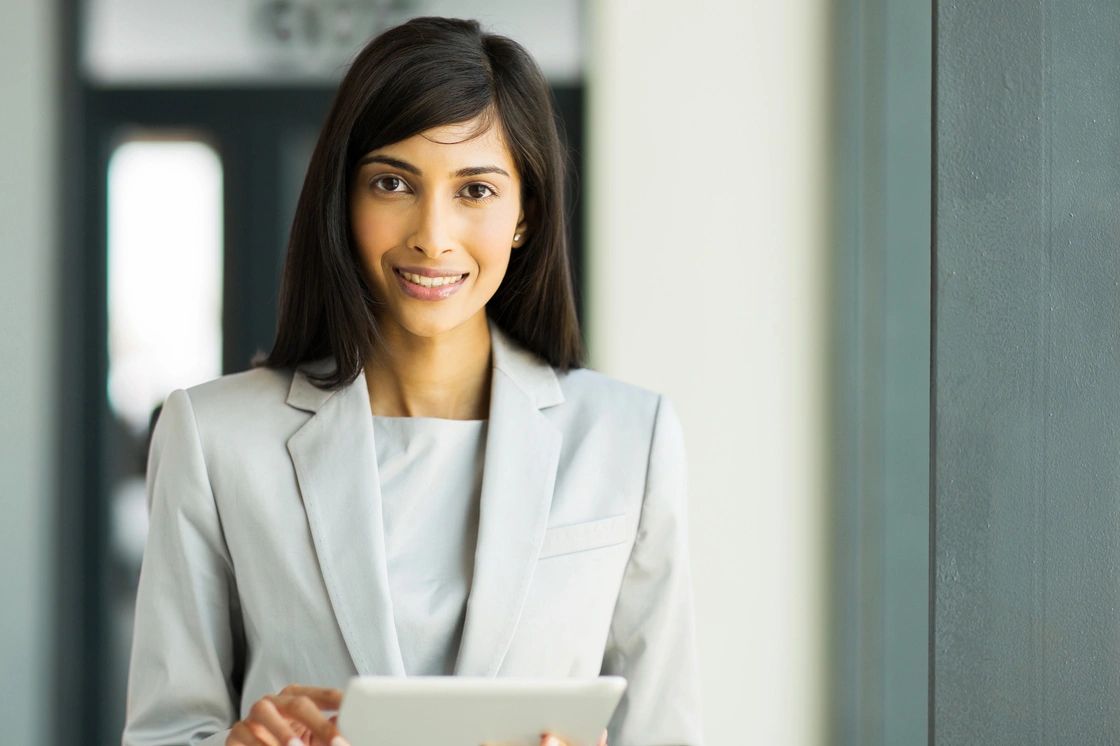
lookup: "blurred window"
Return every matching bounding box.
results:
[106,137,223,436]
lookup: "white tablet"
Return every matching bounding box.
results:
[337,675,627,746]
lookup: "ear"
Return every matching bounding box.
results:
[512,209,530,249]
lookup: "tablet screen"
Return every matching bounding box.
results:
[338,676,627,746]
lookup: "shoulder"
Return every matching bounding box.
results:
[181,365,293,413]
[162,366,304,444]
[557,366,661,413]
[552,366,680,442]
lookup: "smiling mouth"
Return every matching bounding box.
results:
[394,268,469,287]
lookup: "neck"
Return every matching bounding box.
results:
[364,313,492,420]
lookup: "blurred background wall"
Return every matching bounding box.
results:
[0,0,58,744]
[828,2,931,742]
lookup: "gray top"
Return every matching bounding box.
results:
[372,414,488,676]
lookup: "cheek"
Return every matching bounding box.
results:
[470,212,518,268]
[350,209,397,274]
[473,234,513,285]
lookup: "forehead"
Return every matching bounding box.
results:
[371,117,518,174]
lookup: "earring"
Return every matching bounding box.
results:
[514,233,521,242]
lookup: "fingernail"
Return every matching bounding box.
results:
[332,738,351,746]
[543,737,561,746]
[287,739,302,746]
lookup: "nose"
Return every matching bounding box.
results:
[407,192,455,258]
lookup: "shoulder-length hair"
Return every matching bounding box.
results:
[256,16,584,390]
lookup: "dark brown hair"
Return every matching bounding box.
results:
[256,16,584,390]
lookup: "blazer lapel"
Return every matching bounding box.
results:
[286,360,406,677]
[284,317,564,679]
[454,319,565,676]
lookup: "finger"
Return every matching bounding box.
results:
[540,734,565,746]
[272,694,348,746]
[599,729,609,746]
[246,720,285,746]
[309,731,348,746]
[228,720,270,746]
[247,697,300,746]
[280,684,344,711]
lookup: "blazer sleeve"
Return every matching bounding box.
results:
[122,388,243,746]
[601,395,704,746]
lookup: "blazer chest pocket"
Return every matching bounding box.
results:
[538,513,636,559]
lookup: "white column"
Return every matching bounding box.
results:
[585,1,829,743]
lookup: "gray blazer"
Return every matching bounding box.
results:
[122,318,703,746]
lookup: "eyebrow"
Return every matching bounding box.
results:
[357,154,510,179]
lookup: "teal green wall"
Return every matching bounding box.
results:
[829,1,931,744]
[934,1,1120,741]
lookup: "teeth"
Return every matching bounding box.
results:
[400,271,465,288]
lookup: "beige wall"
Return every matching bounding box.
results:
[585,1,829,743]
[0,0,57,742]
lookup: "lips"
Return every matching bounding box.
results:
[393,267,469,301]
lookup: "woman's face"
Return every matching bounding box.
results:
[349,115,528,341]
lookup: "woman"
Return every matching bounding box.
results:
[122,16,702,746]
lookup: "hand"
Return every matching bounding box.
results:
[540,730,608,746]
[226,684,349,746]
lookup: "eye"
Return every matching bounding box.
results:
[460,183,497,201]
[371,175,410,194]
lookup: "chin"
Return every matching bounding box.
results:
[389,312,475,341]
[374,290,493,341]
